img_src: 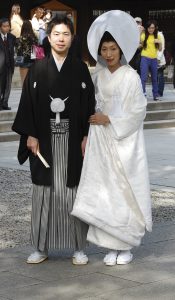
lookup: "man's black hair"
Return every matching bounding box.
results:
[0,18,10,27]
[47,14,74,35]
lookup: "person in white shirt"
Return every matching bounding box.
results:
[130,17,144,74]
[157,31,166,97]
[31,7,45,41]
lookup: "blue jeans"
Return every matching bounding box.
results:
[140,56,159,98]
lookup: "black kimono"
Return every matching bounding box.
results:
[12,54,95,187]
[12,54,95,251]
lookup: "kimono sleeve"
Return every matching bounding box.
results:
[12,64,38,138]
[81,63,95,136]
[108,74,147,140]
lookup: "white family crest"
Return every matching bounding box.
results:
[49,95,69,124]
[81,82,86,89]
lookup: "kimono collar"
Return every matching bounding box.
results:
[52,53,67,72]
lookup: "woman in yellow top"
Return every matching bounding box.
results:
[140,20,162,100]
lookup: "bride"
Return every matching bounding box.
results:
[72,10,152,266]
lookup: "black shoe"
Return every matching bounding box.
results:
[154,97,159,101]
[2,106,11,110]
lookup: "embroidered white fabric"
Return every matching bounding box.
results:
[72,65,152,251]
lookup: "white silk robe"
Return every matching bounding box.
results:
[72,64,152,250]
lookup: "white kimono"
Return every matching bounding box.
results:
[72,64,152,250]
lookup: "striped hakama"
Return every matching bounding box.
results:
[31,119,88,251]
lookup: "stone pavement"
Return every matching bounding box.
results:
[0,85,175,299]
[0,223,175,300]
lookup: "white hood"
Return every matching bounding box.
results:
[87,10,140,64]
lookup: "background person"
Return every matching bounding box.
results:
[0,18,16,110]
[10,3,23,38]
[15,20,38,84]
[31,7,44,41]
[66,11,74,24]
[43,9,52,27]
[130,16,144,74]
[140,20,162,100]
[135,16,144,34]
[157,30,166,97]
[38,9,53,45]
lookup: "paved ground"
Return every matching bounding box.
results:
[0,224,175,300]
[0,85,175,299]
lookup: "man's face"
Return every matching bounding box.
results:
[48,23,72,56]
[0,21,10,34]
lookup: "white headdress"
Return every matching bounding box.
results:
[87,10,140,64]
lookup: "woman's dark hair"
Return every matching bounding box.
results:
[45,9,52,16]
[47,14,74,35]
[98,31,122,58]
[143,20,159,49]
[20,20,36,38]
[43,9,52,23]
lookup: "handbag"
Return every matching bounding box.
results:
[32,45,45,60]
[15,55,24,67]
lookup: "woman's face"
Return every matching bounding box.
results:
[46,12,51,20]
[100,41,121,69]
[148,24,156,34]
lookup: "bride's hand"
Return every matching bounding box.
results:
[89,113,110,125]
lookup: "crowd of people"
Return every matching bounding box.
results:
[0,4,174,111]
[0,4,74,110]
[0,5,173,266]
